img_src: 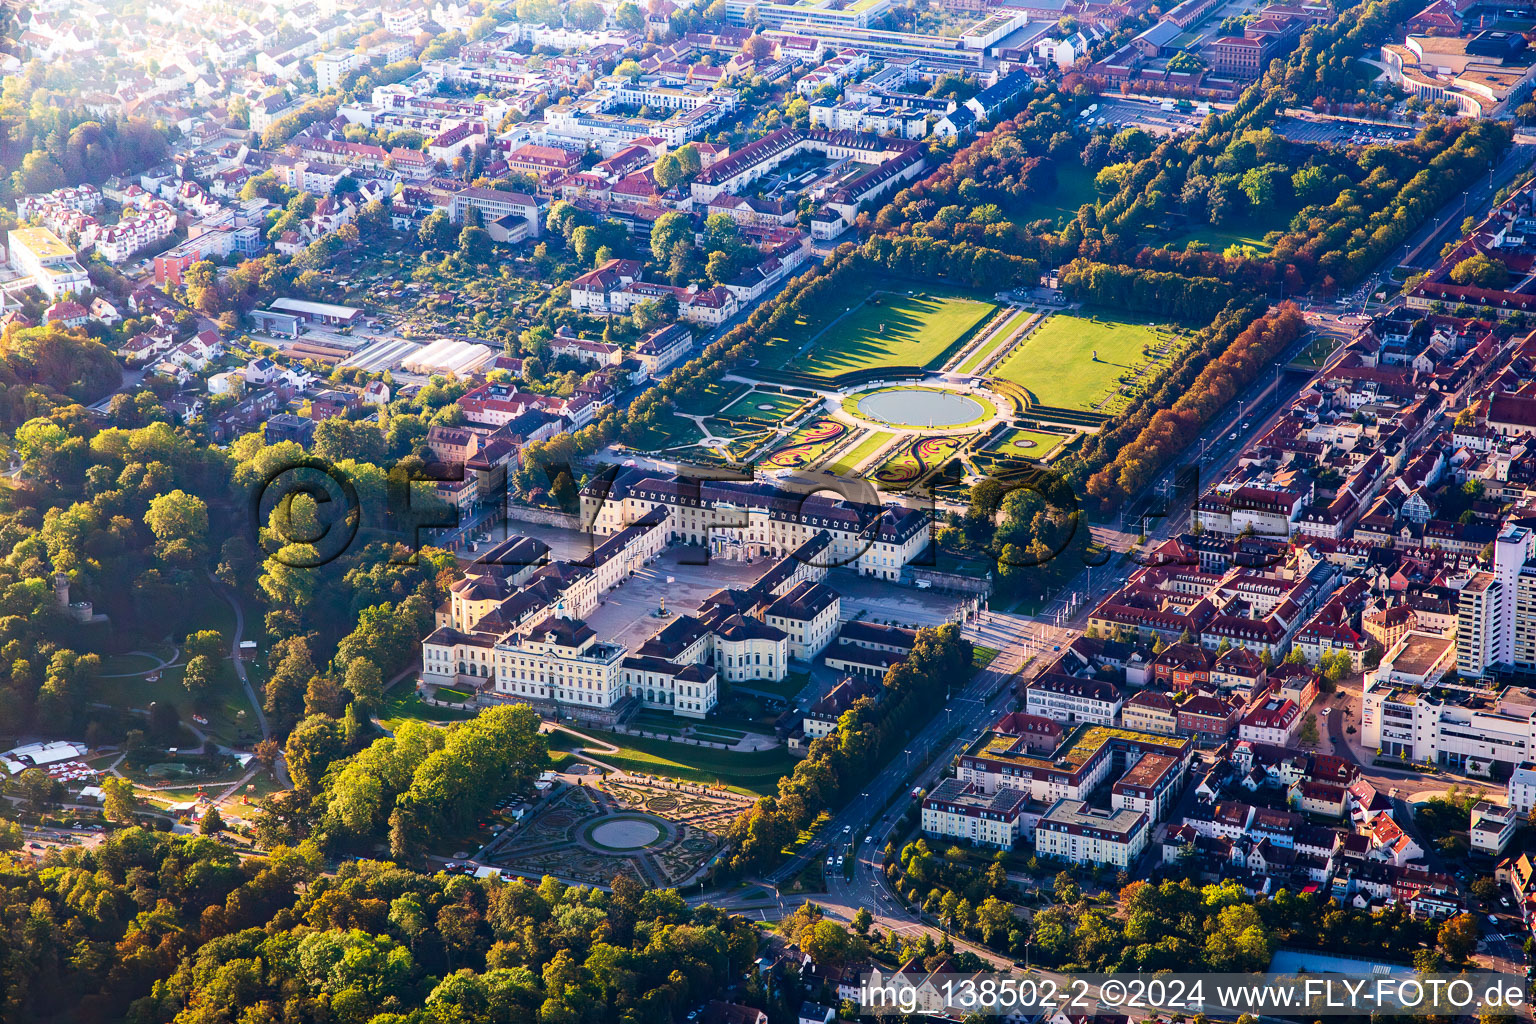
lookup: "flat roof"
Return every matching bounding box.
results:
[1040,798,1146,835]
[972,722,1187,772]
[8,226,72,260]
[1387,631,1454,677]
[270,296,363,319]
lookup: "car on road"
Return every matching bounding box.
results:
[826,855,834,867]
[864,835,873,845]
[836,855,844,868]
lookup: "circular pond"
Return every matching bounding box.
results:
[856,388,989,428]
[589,818,663,849]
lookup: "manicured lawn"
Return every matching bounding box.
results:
[88,658,260,749]
[568,730,795,797]
[986,427,1070,460]
[735,672,810,701]
[625,412,706,452]
[991,313,1169,412]
[770,286,998,378]
[956,308,1030,375]
[718,389,808,425]
[676,380,748,416]
[378,689,477,733]
[825,430,894,476]
[1011,172,1100,231]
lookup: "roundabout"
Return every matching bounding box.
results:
[843,384,999,431]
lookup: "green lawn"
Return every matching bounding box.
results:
[675,380,748,416]
[825,430,894,476]
[568,730,795,797]
[957,308,1030,375]
[1011,172,1100,231]
[1161,208,1286,254]
[991,314,1168,412]
[986,427,1069,460]
[734,672,811,701]
[718,389,808,425]
[625,412,706,452]
[89,655,260,749]
[378,689,476,732]
[770,286,998,378]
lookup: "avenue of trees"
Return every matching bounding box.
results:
[724,624,972,872]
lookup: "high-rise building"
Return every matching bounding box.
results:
[1457,526,1536,678]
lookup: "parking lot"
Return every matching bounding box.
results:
[1275,116,1419,146]
[1092,97,1211,135]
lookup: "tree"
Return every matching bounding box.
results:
[649,211,692,264]
[743,33,774,61]
[1437,913,1479,962]
[199,805,224,834]
[458,225,493,263]
[609,1,645,31]
[515,0,561,24]
[184,630,225,664]
[565,0,604,29]
[144,490,210,567]
[418,210,456,250]
[101,775,138,823]
[183,654,217,701]
[1299,713,1319,747]
[254,737,281,777]
[1450,253,1510,289]
[285,714,345,796]
[345,657,385,710]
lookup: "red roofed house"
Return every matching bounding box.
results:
[44,300,90,328]
[1239,696,1302,745]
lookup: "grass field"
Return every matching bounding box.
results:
[825,430,894,476]
[1162,208,1287,254]
[987,427,1070,460]
[1011,172,1099,231]
[957,308,1030,375]
[675,380,748,416]
[718,389,808,425]
[570,730,795,796]
[768,286,998,378]
[626,411,706,452]
[378,689,476,732]
[991,313,1168,412]
[89,649,259,750]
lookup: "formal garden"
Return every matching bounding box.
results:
[487,777,738,888]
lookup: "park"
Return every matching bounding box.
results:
[764,284,998,382]
[989,312,1180,414]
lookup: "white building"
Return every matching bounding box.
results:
[581,469,930,580]
[921,779,1031,849]
[6,226,88,299]
[764,580,840,660]
[1035,799,1149,868]
[1470,801,1516,856]
[1508,760,1536,817]
[1023,675,1123,725]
